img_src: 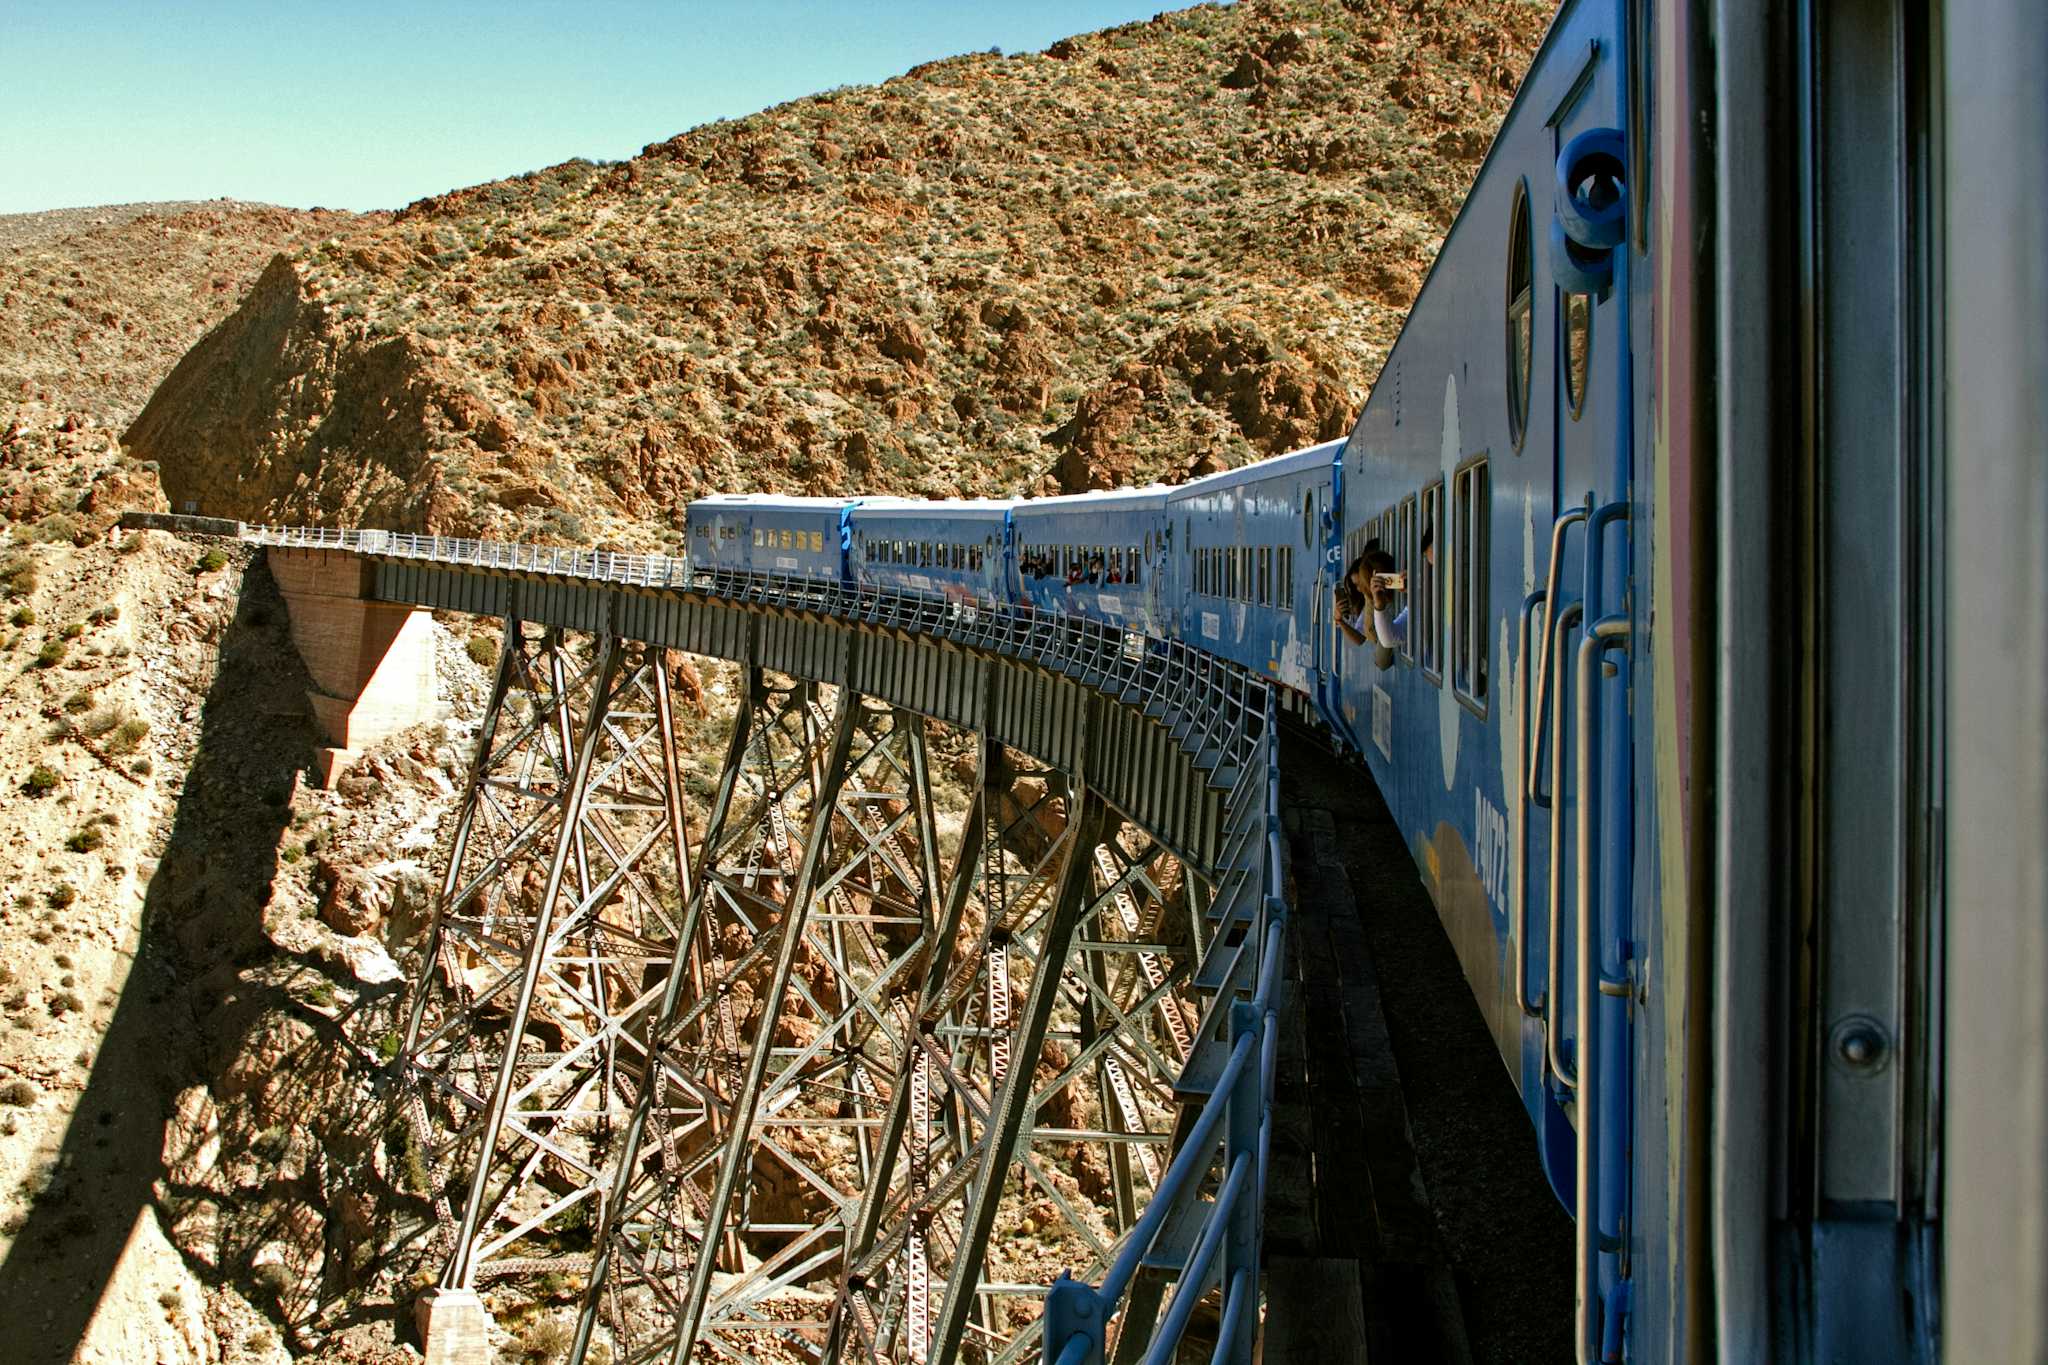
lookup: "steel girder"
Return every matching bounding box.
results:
[397,623,1218,1364]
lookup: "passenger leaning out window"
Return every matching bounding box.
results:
[1336,540,1405,671]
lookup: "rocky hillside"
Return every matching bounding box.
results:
[126,0,1546,545]
[1,201,367,539]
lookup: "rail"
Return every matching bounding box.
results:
[206,519,1289,1363]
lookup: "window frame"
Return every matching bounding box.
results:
[1451,456,1491,715]
[1418,481,1444,683]
[1563,291,1594,422]
[1506,178,1535,453]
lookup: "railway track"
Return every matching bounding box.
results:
[1264,735,1573,1364]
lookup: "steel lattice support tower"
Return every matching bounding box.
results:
[394,623,1218,1364]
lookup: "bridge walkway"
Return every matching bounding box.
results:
[1264,732,1573,1364]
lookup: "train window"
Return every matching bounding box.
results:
[1395,497,1416,660]
[1564,293,1592,420]
[1453,460,1491,709]
[1280,547,1292,604]
[1302,491,1316,549]
[1418,482,1443,681]
[1506,179,1534,452]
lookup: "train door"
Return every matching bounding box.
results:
[1533,35,1637,1363]
[1307,460,1357,747]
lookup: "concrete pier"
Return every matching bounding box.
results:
[267,546,436,785]
[414,1286,493,1365]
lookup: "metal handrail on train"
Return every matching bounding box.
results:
[233,520,1287,1365]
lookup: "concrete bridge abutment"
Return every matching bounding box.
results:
[266,546,437,786]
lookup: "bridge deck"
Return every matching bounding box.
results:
[1265,735,1573,1364]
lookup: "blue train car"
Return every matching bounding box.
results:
[1333,1,1658,1354]
[847,499,1011,604]
[685,494,851,581]
[1165,440,1342,696]
[1009,488,1172,637]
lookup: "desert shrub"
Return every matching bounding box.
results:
[130,757,152,776]
[80,705,124,738]
[195,548,228,573]
[35,639,65,668]
[24,765,59,796]
[250,1261,293,1298]
[466,635,497,667]
[59,622,82,640]
[1,557,35,597]
[0,1079,36,1106]
[88,604,117,624]
[9,606,33,627]
[107,718,150,755]
[28,514,81,545]
[47,991,83,1015]
[517,1316,575,1364]
[46,883,77,909]
[62,690,91,713]
[64,827,104,853]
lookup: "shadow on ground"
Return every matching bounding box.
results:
[0,554,322,1358]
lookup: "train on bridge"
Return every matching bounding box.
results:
[681,0,2048,1359]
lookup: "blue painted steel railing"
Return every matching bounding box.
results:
[234,522,1289,1363]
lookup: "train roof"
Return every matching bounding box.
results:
[848,498,1014,521]
[687,493,859,510]
[1165,438,1345,500]
[1009,485,1174,518]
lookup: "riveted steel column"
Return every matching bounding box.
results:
[669,667,864,1359]
[825,733,991,1362]
[400,612,522,1061]
[931,788,1102,1363]
[442,635,623,1290]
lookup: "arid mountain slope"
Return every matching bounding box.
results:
[1,201,368,538]
[126,0,1545,544]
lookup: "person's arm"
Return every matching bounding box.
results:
[1335,586,1369,645]
[1373,605,1403,649]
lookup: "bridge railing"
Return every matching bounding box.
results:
[239,521,1288,1363]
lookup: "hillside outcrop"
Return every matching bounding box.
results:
[122,0,1546,542]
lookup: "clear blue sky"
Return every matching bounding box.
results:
[2,1,1173,215]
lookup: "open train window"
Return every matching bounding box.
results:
[1257,547,1271,605]
[1418,482,1443,681]
[1452,459,1490,711]
[1564,293,1592,420]
[1280,546,1293,604]
[1506,179,1534,452]
[1396,496,1416,659]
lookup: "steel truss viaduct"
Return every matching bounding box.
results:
[226,526,1289,1365]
